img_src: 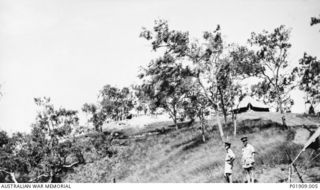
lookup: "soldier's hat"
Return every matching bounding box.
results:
[240,136,248,142]
[224,141,231,146]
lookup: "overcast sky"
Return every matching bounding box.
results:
[0,0,320,133]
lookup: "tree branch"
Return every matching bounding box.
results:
[196,75,216,107]
[29,173,50,183]
[260,70,275,87]
[0,169,18,183]
[63,161,79,168]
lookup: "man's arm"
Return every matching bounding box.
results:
[250,145,255,159]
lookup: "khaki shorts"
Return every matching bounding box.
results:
[225,163,233,174]
[244,166,254,172]
[242,159,254,168]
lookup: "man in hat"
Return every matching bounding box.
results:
[241,136,255,183]
[224,141,235,183]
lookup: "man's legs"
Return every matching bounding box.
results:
[224,173,229,183]
[224,173,232,183]
[249,168,254,183]
[244,168,250,183]
[245,167,254,183]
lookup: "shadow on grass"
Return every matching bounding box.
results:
[182,136,206,151]
[167,120,196,129]
[220,119,287,137]
[170,133,208,154]
[171,135,201,149]
[128,120,196,141]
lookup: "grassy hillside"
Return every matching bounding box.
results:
[64,112,320,183]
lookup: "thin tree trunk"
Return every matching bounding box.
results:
[215,109,224,140]
[200,116,206,142]
[276,88,287,128]
[173,106,178,130]
[232,112,237,136]
[278,96,287,128]
[218,87,228,124]
[9,172,18,184]
[288,166,292,183]
[174,117,178,130]
[48,170,54,183]
[0,170,18,183]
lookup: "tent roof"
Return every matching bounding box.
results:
[303,126,320,151]
[234,96,269,110]
[291,126,320,165]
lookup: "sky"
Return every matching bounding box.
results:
[0,0,320,134]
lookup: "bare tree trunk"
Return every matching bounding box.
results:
[215,109,224,140]
[174,117,178,130]
[218,87,228,124]
[9,172,18,183]
[232,112,237,136]
[200,116,206,142]
[0,170,18,183]
[48,170,54,183]
[288,166,292,183]
[173,106,178,130]
[278,95,287,128]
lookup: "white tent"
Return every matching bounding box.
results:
[291,126,320,165]
[288,126,320,182]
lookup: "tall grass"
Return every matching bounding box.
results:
[64,114,320,183]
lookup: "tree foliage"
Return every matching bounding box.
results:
[248,25,295,115]
[132,85,152,115]
[139,20,194,129]
[82,103,106,132]
[83,85,135,132]
[183,82,210,142]
[294,53,320,108]
[1,97,83,183]
[188,26,248,139]
[188,26,223,113]
[26,97,83,183]
[99,85,134,121]
[0,132,30,183]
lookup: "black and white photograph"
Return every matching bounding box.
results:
[0,0,320,185]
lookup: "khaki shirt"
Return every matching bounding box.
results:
[225,148,235,174]
[225,149,235,164]
[241,144,255,168]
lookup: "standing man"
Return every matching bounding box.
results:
[224,141,235,183]
[241,136,255,183]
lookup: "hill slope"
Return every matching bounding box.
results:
[65,112,320,183]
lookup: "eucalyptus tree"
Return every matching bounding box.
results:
[248,25,295,127]
[0,131,29,183]
[139,20,193,129]
[28,97,83,182]
[82,103,106,132]
[98,85,134,121]
[183,81,210,142]
[291,15,320,112]
[294,53,320,112]
[133,84,153,115]
[188,26,241,139]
